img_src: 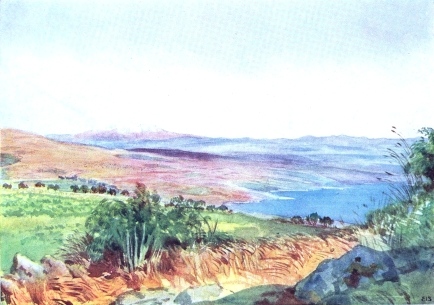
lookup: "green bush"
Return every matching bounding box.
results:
[85,183,225,272]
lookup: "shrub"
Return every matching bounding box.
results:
[84,183,224,272]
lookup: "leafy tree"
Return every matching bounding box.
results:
[306,212,320,226]
[80,185,89,193]
[319,216,334,227]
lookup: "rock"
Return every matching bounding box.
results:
[40,255,72,279]
[0,277,34,304]
[9,253,73,283]
[174,284,223,305]
[10,253,46,283]
[295,245,399,304]
[391,247,434,274]
[111,289,177,305]
[321,281,411,305]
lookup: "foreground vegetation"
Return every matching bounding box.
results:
[0,184,320,274]
[366,127,434,249]
[2,180,349,304]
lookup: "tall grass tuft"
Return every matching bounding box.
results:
[383,126,422,205]
[366,127,434,249]
[58,231,92,265]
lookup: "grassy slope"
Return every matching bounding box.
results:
[206,212,319,240]
[0,188,320,274]
[0,188,105,273]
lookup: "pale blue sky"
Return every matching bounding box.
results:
[1,1,433,138]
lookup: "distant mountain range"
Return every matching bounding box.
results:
[47,129,407,182]
[47,130,407,159]
[49,128,190,142]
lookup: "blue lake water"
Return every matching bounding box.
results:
[227,183,393,224]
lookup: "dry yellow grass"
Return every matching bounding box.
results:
[1,232,357,305]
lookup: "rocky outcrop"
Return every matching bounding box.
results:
[40,255,71,279]
[295,245,400,304]
[10,253,47,282]
[1,253,127,305]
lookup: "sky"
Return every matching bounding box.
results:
[0,1,433,139]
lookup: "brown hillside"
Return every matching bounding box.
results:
[0,129,256,203]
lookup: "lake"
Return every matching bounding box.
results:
[227,183,394,224]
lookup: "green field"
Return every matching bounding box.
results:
[0,187,108,273]
[0,187,320,274]
[205,211,319,240]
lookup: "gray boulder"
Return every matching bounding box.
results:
[111,289,177,305]
[174,284,223,305]
[10,253,46,283]
[40,255,72,279]
[295,245,399,304]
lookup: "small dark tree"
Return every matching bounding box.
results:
[218,205,229,212]
[98,185,107,194]
[206,205,216,212]
[47,184,59,191]
[80,185,89,193]
[18,182,28,189]
[70,185,79,193]
[107,188,117,196]
[306,212,320,226]
[170,195,185,207]
[290,216,304,225]
[320,216,334,227]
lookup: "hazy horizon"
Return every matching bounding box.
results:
[40,127,415,140]
[3,126,416,141]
